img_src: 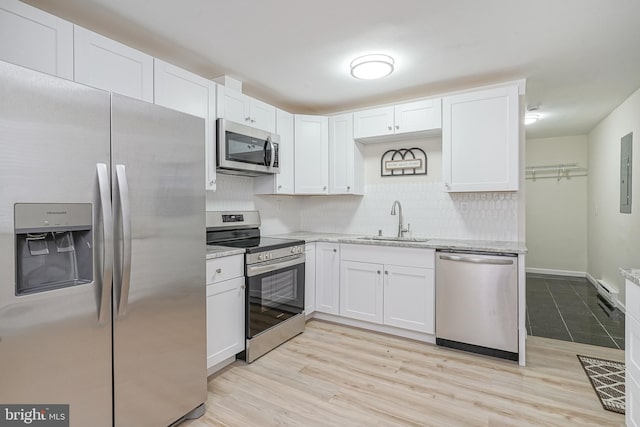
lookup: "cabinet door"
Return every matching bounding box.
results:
[74,26,153,102]
[315,242,340,315]
[275,108,295,193]
[206,276,245,369]
[353,106,394,139]
[216,86,250,124]
[394,99,441,134]
[304,243,316,315]
[250,97,276,133]
[383,265,434,333]
[442,85,519,192]
[329,113,363,195]
[154,59,217,190]
[294,114,329,194]
[0,0,73,79]
[340,261,383,324]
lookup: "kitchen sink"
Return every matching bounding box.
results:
[357,236,430,243]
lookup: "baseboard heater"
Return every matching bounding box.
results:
[596,279,619,307]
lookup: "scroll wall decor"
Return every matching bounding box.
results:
[380,147,427,177]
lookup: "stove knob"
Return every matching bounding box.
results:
[290,247,295,254]
[258,254,264,261]
[268,253,273,260]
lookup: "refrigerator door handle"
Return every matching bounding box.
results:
[96,163,113,325]
[115,164,132,317]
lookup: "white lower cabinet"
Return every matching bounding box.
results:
[304,243,316,315]
[383,264,434,333]
[315,242,340,315]
[206,255,245,372]
[339,244,435,334]
[340,261,383,323]
[627,278,640,426]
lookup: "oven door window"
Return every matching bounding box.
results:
[225,131,268,166]
[246,260,304,338]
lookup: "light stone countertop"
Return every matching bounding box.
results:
[267,231,527,254]
[206,245,245,260]
[620,267,640,286]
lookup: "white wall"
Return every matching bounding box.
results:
[525,135,588,274]
[587,87,640,307]
[205,174,301,235]
[299,136,520,241]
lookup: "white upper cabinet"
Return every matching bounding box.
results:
[329,113,364,195]
[442,85,520,192]
[353,99,441,142]
[255,108,295,195]
[0,0,73,79]
[153,59,217,190]
[217,86,276,133]
[353,106,395,139]
[74,26,153,102]
[294,114,329,194]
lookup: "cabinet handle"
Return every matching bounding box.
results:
[395,125,399,130]
[323,186,327,191]
[241,284,245,290]
[333,249,337,253]
[278,185,282,189]
[251,118,256,123]
[216,268,222,274]
[384,271,388,275]
[347,186,351,191]
[245,116,251,122]
[388,125,392,130]
[377,270,381,274]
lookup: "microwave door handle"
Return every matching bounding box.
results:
[268,137,275,168]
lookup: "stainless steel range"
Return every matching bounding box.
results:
[206,211,305,363]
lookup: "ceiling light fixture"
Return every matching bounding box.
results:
[524,113,539,125]
[350,54,395,80]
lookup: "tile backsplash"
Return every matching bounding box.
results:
[206,174,301,235]
[299,182,519,241]
[208,175,519,241]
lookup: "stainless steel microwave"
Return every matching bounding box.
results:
[216,119,280,176]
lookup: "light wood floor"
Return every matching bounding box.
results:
[183,320,625,427]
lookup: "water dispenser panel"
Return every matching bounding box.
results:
[15,203,93,295]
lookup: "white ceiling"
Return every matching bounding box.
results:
[25,0,640,139]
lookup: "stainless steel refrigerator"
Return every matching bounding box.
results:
[0,60,207,426]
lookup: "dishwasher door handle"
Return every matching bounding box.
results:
[438,254,514,265]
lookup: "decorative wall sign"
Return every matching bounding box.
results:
[381,147,427,176]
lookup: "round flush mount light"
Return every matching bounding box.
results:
[524,113,539,125]
[350,54,395,80]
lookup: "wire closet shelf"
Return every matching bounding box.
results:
[525,163,588,181]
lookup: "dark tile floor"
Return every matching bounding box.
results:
[526,274,625,349]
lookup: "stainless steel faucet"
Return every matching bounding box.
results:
[390,200,409,237]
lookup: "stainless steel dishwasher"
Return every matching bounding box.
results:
[435,250,518,361]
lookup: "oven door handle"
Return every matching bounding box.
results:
[246,254,305,277]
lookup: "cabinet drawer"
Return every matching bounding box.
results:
[628,280,640,322]
[341,244,434,269]
[206,254,244,284]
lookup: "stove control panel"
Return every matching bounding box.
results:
[247,245,305,265]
